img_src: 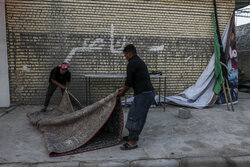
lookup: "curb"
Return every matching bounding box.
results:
[1,156,250,167]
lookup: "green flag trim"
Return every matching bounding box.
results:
[212,13,224,94]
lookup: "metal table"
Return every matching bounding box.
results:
[84,73,167,111]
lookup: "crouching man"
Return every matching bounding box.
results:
[40,62,71,112]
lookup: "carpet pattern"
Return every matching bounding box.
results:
[27,90,123,157]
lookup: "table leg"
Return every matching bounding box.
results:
[88,77,91,105]
[164,76,166,112]
[85,77,88,105]
[159,77,161,106]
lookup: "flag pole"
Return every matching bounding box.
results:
[213,0,234,111]
[222,82,230,111]
[225,79,234,111]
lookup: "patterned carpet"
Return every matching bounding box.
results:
[27,90,123,157]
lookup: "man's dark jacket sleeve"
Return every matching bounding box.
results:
[125,61,136,87]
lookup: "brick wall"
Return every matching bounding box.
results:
[5,0,235,105]
[237,23,250,81]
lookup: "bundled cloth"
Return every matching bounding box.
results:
[27,90,123,157]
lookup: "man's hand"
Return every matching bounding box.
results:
[51,79,69,90]
[61,85,67,90]
[118,88,125,97]
[118,86,130,96]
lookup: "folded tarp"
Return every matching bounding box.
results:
[166,17,231,108]
[27,90,123,157]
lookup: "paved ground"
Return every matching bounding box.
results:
[1,92,250,167]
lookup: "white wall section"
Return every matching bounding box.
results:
[0,0,10,107]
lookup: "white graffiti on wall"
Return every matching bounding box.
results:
[64,38,104,62]
[64,24,164,62]
[110,24,126,54]
[184,56,192,62]
[148,45,164,52]
[21,65,30,72]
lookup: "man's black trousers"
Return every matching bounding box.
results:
[44,83,64,107]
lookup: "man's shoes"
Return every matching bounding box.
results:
[120,143,138,150]
[40,108,47,112]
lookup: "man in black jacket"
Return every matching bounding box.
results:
[40,62,71,112]
[118,44,155,150]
